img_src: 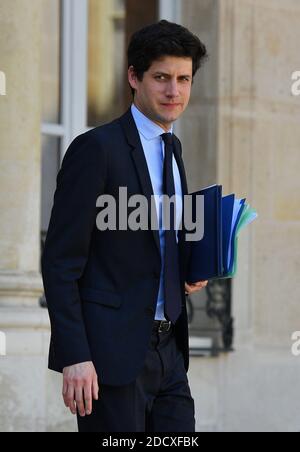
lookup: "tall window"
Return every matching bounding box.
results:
[41,0,158,235]
[41,0,62,235]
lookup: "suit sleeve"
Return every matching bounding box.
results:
[41,132,108,370]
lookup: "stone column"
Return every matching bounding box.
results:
[0,0,43,305]
[0,0,49,432]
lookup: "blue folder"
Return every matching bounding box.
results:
[186,184,257,283]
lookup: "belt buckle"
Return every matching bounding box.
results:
[158,321,171,333]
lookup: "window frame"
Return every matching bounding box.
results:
[41,0,183,164]
[41,0,88,163]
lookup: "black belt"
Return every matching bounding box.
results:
[153,320,173,333]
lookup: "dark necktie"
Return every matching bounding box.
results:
[161,133,182,324]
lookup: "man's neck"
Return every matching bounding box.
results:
[133,102,173,133]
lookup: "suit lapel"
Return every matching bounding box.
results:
[119,108,161,257]
[172,135,191,283]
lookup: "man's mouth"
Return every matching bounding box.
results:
[161,103,181,108]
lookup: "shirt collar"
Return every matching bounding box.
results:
[131,103,173,141]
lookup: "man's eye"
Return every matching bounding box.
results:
[155,75,165,80]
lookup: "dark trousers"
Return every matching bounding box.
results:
[77,323,195,432]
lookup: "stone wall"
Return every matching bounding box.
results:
[181,0,300,432]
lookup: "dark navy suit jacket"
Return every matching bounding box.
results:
[42,107,192,386]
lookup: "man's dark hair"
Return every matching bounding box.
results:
[127,20,208,97]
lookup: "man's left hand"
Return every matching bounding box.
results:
[185,280,208,295]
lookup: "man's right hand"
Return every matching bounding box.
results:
[62,361,99,417]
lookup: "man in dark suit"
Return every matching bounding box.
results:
[42,20,208,432]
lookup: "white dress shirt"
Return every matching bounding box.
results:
[131,103,183,321]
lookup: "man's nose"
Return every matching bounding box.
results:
[165,80,180,97]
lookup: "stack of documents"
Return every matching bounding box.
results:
[186,184,258,283]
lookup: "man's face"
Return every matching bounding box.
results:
[128,56,193,132]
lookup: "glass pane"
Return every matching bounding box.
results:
[41,0,61,123]
[87,0,126,127]
[41,135,61,232]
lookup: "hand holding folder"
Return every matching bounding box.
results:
[186,184,258,283]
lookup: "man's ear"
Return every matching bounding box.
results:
[128,66,137,89]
